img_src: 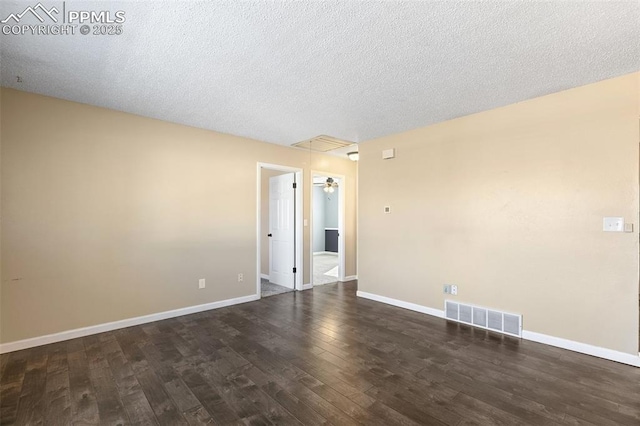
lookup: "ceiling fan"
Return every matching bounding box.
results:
[313,177,339,193]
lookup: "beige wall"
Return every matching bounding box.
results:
[0,88,357,344]
[260,168,287,276]
[359,73,640,355]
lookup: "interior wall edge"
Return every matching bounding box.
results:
[357,72,640,355]
[0,88,358,343]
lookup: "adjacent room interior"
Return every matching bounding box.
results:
[312,174,342,286]
[1,1,639,425]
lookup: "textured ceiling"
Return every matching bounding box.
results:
[1,1,639,146]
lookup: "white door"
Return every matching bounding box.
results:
[269,173,295,289]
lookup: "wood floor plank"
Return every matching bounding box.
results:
[179,367,240,424]
[0,354,10,381]
[120,388,159,426]
[247,377,328,426]
[0,351,29,424]
[181,405,213,425]
[134,367,185,425]
[163,378,201,413]
[88,366,130,426]
[2,281,639,426]
[197,357,263,420]
[137,341,180,384]
[364,401,423,426]
[43,368,72,426]
[288,357,375,409]
[84,335,111,372]
[296,374,374,425]
[115,328,152,375]
[228,374,302,426]
[46,342,69,375]
[446,391,527,426]
[414,360,573,425]
[14,346,48,425]
[222,339,358,425]
[67,346,101,425]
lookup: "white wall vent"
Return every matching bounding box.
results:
[291,135,354,152]
[444,300,522,337]
[445,301,458,320]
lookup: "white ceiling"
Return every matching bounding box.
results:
[1,1,639,147]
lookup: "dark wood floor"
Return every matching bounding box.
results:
[1,281,639,425]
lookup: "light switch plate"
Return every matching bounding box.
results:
[603,217,624,232]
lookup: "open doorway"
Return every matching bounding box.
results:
[257,164,303,298]
[311,172,345,286]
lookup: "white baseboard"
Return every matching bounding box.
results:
[521,330,640,368]
[356,291,445,318]
[313,251,338,256]
[341,275,358,282]
[301,283,313,290]
[261,274,269,280]
[0,293,260,354]
[357,290,640,368]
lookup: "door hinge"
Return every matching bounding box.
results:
[292,182,297,189]
[293,267,297,273]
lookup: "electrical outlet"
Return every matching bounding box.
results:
[451,285,458,295]
[443,285,450,294]
[198,278,205,289]
[603,217,624,232]
[238,273,243,282]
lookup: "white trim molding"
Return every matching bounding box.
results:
[356,290,640,368]
[341,275,358,282]
[356,291,445,318]
[301,283,313,290]
[521,330,640,368]
[0,294,259,354]
[260,274,269,280]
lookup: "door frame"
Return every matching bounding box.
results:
[310,170,346,284]
[256,163,303,297]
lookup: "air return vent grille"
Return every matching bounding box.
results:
[291,135,354,152]
[444,300,522,337]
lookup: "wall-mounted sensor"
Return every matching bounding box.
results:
[384,206,391,213]
[382,148,395,159]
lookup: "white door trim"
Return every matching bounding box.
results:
[310,170,346,284]
[257,163,304,297]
